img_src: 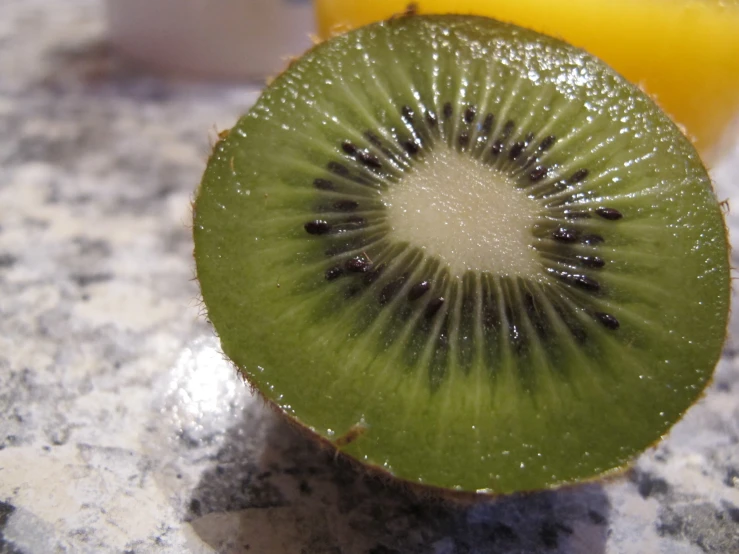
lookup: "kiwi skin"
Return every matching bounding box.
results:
[212,346,636,504]
[213,326,725,504]
[193,14,730,495]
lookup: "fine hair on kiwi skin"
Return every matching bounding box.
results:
[222,353,630,504]
[193,14,730,495]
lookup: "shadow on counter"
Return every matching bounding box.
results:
[186,406,611,554]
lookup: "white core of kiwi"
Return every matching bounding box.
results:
[383,148,541,278]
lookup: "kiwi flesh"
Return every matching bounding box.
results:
[193,15,730,494]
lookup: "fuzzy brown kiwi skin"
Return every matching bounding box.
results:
[193,13,732,499]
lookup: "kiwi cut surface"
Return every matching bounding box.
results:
[193,15,730,494]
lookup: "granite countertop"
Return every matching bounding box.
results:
[1,2,739,553]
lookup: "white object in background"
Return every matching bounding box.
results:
[107,0,316,80]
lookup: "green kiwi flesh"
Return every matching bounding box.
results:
[193,15,730,494]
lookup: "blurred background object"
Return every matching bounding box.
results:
[107,0,315,80]
[314,0,739,161]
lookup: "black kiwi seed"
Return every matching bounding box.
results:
[338,216,366,231]
[314,177,334,190]
[345,284,362,298]
[333,200,359,211]
[342,141,357,155]
[502,120,515,138]
[305,220,331,235]
[364,131,383,146]
[364,130,396,160]
[571,169,589,183]
[345,257,370,272]
[403,139,421,155]
[408,281,431,301]
[529,166,549,182]
[358,150,382,169]
[327,161,350,177]
[551,302,588,344]
[509,142,525,160]
[402,105,414,122]
[563,210,591,219]
[595,207,623,220]
[539,135,556,151]
[576,255,605,269]
[325,266,344,281]
[482,301,499,330]
[581,234,605,245]
[546,193,577,207]
[458,133,470,147]
[595,312,620,330]
[379,277,407,305]
[363,263,385,285]
[464,106,476,123]
[443,102,453,119]
[568,320,588,344]
[569,274,601,292]
[425,297,445,318]
[425,110,438,127]
[491,141,504,155]
[552,228,579,242]
[482,113,494,133]
[524,292,549,338]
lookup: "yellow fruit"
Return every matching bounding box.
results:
[314,0,739,158]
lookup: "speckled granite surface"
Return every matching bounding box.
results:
[1,2,739,553]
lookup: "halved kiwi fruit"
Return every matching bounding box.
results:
[193,15,730,494]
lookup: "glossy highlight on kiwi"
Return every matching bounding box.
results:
[304,102,627,349]
[193,15,730,494]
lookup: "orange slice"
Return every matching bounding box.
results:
[314,0,739,157]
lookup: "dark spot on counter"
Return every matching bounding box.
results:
[657,502,739,553]
[0,501,21,554]
[369,545,401,554]
[177,429,203,449]
[73,237,111,258]
[724,467,739,488]
[489,523,518,543]
[633,471,670,498]
[539,521,572,549]
[588,510,606,525]
[46,425,70,446]
[70,272,113,287]
[722,501,739,524]
[539,523,559,549]
[0,254,16,268]
[299,480,312,496]
[189,498,202,517]
[715,380,731,392]
[0,501,15,528]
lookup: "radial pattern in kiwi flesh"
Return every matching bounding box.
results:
[193,15,730,494]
